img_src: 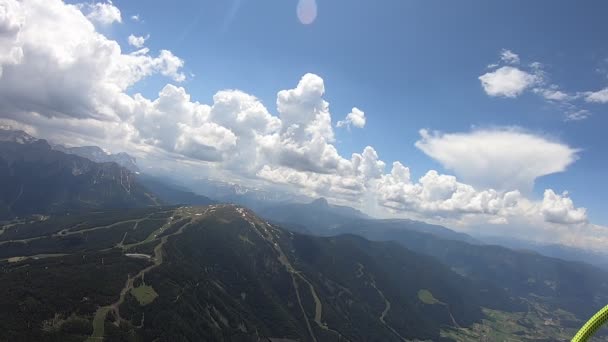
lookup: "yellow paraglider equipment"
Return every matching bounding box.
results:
[572,304,608,342]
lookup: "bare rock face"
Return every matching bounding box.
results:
[53,145,140,173]
[0,139,156,219]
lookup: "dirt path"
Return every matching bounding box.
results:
[2,253,68,263]
[7,183,24,212]
[116,217,146,249]
[86,208,202,341]
[359,264,407,342]
[291,275,317,342]
[58,213,163,238]
[236,208,318,342]
[235,208,349,341]
[0,216,48,234]
[446,306,461,328]
[0,216,147,246]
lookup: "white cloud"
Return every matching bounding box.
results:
[376,166,521,218]
[585,88,608,103]
[130,14,140,22]
[532,87,588,121]
[530,61,543,70]
[1,0,606,252]
[0,0,24,78]
[353,146,385,179]
[0,0,185,122]
[258,166,363,202]
[257,145,384,203]
[128,34,148,48]
[337,107,366,129]
[80,1,121,25]
[534,87,571,101]
[480,51,597,122]
[269,73,349,174]
[415,128,579,192]
[565,109,591,121]
[500,49,520,64]
[541,190,587,224]
[479,66,538,98]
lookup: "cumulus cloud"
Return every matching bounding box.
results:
[376,165,522,218]
[585,88,608,103]
[258,166,363,201]
[0,0,185,122]
[352,146,385,179]
[256,145,384,202]
[415,128,579,192]
[1,0,606,252]
[269,73,349,174]
[80,1,121,25]
[479,66,538,97]
[500,49,520,64]
[337,107,366,129]
[128,34,148,48]
[480,50,598,122]
[541,190,587,224]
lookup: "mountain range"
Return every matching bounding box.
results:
[1,128,607,341]
[0,139,158,220]
[53,145,140,173]
[0,205,513,341]
[0,129,215,220]
[0,129,140,172]
[261,200,608,319]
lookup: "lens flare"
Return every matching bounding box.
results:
[297,0,317,25]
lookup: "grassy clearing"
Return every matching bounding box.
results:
[418,289,440,305]
[131,285,158,306]
[86,306,111,342]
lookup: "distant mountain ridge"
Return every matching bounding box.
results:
[260,198,479,245]
[0,129,219,217]
[180,177,311,211]
[477,234,608,271]
[0,128,140,172]
[0,139,158,219]
[337,218,479,244]
[259,197,371,232]
[262,203,608,325]
[0,128,39,144]
[53,145,140,173]
[136,174,215,206]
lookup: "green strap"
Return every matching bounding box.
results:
[572,304,608,342]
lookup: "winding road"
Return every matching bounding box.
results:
[86,207,201,341]
[358,263,408,342]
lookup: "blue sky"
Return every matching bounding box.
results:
[99,0,608,224]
